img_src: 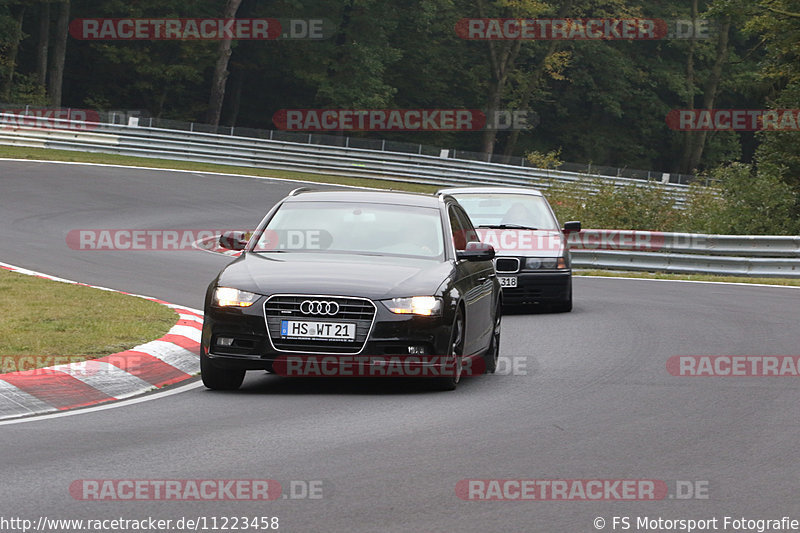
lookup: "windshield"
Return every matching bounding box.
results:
[451,193,559,230]
[254,201,445,259]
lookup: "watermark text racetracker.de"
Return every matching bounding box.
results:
[0,355,133,375]
[69,478,327,501]
[455,18,716,40]
[667,356,800,377]
[666,109,800,131]
[1,108,100,130]
[66,229,329,251]
[272,108,538,131]
[273,355,528,378]
[69,18,333,40]
[455,479,709,501]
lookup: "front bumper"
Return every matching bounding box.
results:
[202,300,454,371]
[497,270,571,305]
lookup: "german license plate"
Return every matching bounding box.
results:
[498,276,518,288]
[281,320,356,341]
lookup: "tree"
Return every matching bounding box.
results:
[206,0,242,126]
[37,1,49,87]
[746,0,800,190]
[678,10,733,173]
[0,1,25,101]
[472,0,548,158]
[47,0,68,107]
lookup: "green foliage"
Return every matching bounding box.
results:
[545,162,799,235]
[525,148,563,169]
[697,162,799,234]
[679,181,728,234]
[544,178,679,231]
[7,73,47,105]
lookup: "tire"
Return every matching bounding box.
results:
[482,299,502,374]
[551,285,573,313]
[201,351,246,390]
[433,307,465,391]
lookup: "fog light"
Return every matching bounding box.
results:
[217,337,234,347]
[408,346,425,355]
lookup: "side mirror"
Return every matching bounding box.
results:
[219,231,248,251]
[562,221,581,234]
[456,242,496,262]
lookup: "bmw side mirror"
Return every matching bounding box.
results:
[457,242,496,262]
[219,231,248,251]
[562,221,581,234]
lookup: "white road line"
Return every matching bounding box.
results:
[578,274,800,289]
[0,157,357,188]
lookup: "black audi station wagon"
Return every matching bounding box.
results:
[201,189,502,391]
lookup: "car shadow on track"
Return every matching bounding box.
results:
[206,373,488,396]
[503,304,573,315]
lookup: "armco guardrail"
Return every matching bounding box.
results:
[1,113,793,276]
[0,112,692,206]
[2,103,698,184]
[569,230,800,277]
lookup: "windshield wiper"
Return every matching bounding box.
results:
[479,224,538,230]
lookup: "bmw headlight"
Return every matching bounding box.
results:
[383,296,442,316]
[213,287,260,307]
[524,257,568,270]
[524,258,542,270]
[541,258,558,269]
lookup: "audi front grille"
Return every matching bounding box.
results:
[263,294,377,354]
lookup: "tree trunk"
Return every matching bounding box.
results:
[682,16,732,173]
[503,0,572,157]
[48,0,69,107]
[2,5,26,101]
[37,1,51,87]
[677,0,699,173]
[207,0,243,126]
[225,71,244,127]
[479,39,522,159]
[477,0,522,160]
[480,81,502,159]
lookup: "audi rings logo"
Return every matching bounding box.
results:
[300,300,340,316]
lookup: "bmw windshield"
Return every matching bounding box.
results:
[453,193,559,230]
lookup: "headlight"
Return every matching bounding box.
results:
[383,296,442,316]
[213,287,259,307]
[541,258,558,269]
[524,257,568,270]
[525,258,542,270]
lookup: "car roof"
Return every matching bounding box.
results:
[283,188,443,208]
[438,186,544,197]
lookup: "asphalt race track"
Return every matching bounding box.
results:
[1,160,799,532]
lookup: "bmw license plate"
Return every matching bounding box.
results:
[281,320,356,341]
[498,276,518,288]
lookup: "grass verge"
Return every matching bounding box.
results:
[0,269,177,369]
[0,145,438,193]
[575,269,800,287]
